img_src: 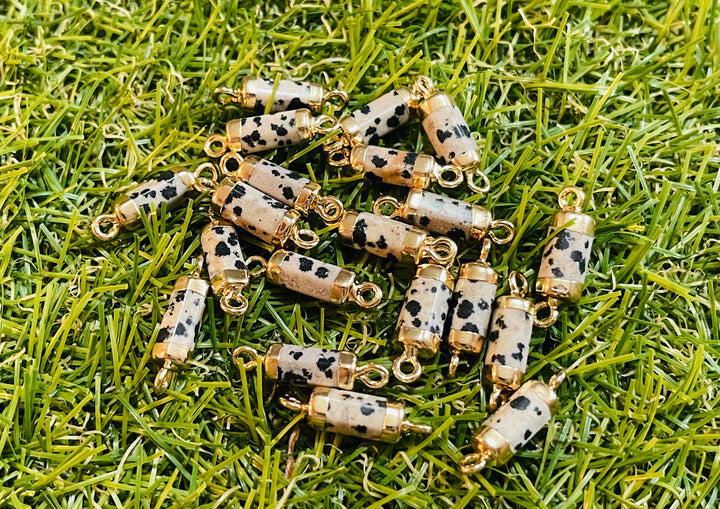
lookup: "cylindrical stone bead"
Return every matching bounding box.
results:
[211,178,295,245]
[245,78,324,113]
[268,344,342,387]
[350,144,437,188]
[397,264,454,341]
[536,211,595,303]
[200,220,247,294]
[312,388,389,440]
[418,92,479,167]
[339,211,426,263]
[225,109,312,153]
[266,250,354,304]
[484,296,534,388]
[447,263,497,352]
[397,189,491,241]
[480,381,554,453]
[340,88,413,145]
[156,277,209,352]
[114,170,194,226]
[237,156,318,209]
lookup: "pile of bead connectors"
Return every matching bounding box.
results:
[92,74,595,472]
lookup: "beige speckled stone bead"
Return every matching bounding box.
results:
[237,156,314,208]
[200,222,246,284]
[448,277,496,344]
[340,88,413,145]
[115,170,195,226]
[397,265,454,339]
[484,298,534,381]
[340,211,417,261]
[245,78,323,113]
[481,381,553,453]
[318,389,389,440]
[156,277,209,352]
[267,250,347,303]
[350,144,435,188]
[418,92,479,167]
[537,227,593,294]
[272,344,341,387]
[211,179,293,245]
[226,109,311,153]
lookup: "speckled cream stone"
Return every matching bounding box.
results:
[118,171,193,224]
[420,99,479,165]
[273,344,340,387]
[402,190,477,240]
[397,269,454,338]
[156,278,209,351]
[321,389,388,440]
[448,279,496,340]
[485,304,533,373]
[200,222,246,283]
[231,109,309,153]
[538,227,593,285]
[352,145,421,187]
[272,250,346,302]
[345,212,416,261]
[345,89,413,145]
[249,78,318,113]
[241,157,312,208]
[214,180,291,244]
[481,382,553,453]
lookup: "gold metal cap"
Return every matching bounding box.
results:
[263,343,283,380]
[483,364,525,390]
[551,211,595,236]
[395,326,441,355]
[152,342,191,365]
[174,276,210,296]
[379,402,406,442]
[495,294,532,313]
[417,91,454,119]
[415,263,454,289]
[458,262,498,284]
[535,277,584,303]
[336,351,357,390]
[524,380,561,415]
[210,178,236,216]
[330,268,356,305]
[470,426,514,464]
[447,330,484,354]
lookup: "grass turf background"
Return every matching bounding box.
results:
[1,0,720,507]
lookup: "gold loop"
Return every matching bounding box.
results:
[434,165,464,188]
[465,168,491,194]
[91,213,120,241]
[154,359,175,393]
[232,346,260,371]
[558,186,585,212]
[212,87,241,106]
[422,236,458,266]
[322,89,349,113]
[392,347,423,383]
[448,350,461,376]
[191,162,219,192]
[549,371,567,390]
[315,195,345,223]
[245,255,268,278]
[488,220,515,245]
[278,396,309,413]
[355,363,390,389]
[349,281,382,308]
[459,452,490,475]
[488,384,507,411]
[413,75,435,100]
[291,228,319,249]
[372,195,402,218]
[477,238,492,265]
[508,271,528,297]
[204,134,229,158]
[311,114,340,135]
[401,420,432,434]
[533,299,559,328]
[220,285,249,316]
[219,151,244,177]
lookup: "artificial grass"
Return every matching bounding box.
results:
[1,0,719,507]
